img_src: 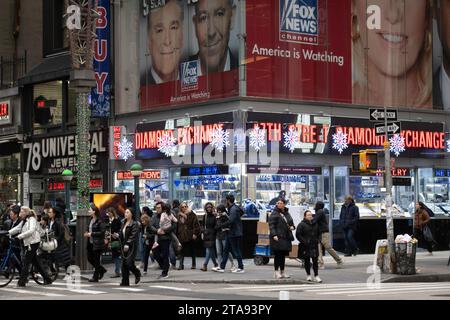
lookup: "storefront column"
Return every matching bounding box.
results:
[329,166,335,246]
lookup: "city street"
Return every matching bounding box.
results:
[1,251,449,300]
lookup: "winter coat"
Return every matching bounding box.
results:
[296,219,320,258]
[177,210,201,243]
[269,207,295,252]
[313,208,330,233]
[339,201,360,230]
[414,208,430,230]
[202,212,217,248]
[120,220,140,264]
[150,213,178,242]
[87,218,106,252]
[9,216,41,247]
[215,213,230,241]
[220,204,243,238]
[51,219,71,267]
[6,218,22,249]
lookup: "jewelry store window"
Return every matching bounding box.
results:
[418,168,450,216]
[33,80,64,134]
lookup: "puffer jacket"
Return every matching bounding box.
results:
[296,219,320,258]
[269,207,295,252]
[9,216,41,247]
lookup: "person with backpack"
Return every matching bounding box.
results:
[212,194,245,274]
[177,202,201,270]
[314,201,343,269]
[84,204,107,282]
[200,203,218,271]
[48,207,72,272]
[269,199,295,279]
[414,202,433,255]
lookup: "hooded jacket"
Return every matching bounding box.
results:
[339,200,360,230]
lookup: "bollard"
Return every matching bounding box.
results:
[279,290,290,300]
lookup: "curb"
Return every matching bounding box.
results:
[381,274,450,283]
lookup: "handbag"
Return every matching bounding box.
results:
[40,230,58,252]
[280,213,295,241]
[422,225,434,242]
[110,240,121,250]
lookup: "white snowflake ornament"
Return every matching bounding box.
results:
[332,130,348,154]
[210,128,230,152]
[158,133,177,157]
[446,139,450,153]
[249,127,266,151]
[283,128,299,153]
[389,134,406,157]
[118,137,133,161]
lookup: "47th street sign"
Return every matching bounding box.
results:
[370,108,398,121]
[374,122,401,136]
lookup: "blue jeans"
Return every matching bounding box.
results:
[113,256,121,274]
[204,247,218,267]
[220,236,243,270]
[343,228,358,254]
[216,238,234,268]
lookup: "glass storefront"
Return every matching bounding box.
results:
[418,168,450,216]
[0,154,20,205]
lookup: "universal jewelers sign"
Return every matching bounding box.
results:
[23,131,107,175]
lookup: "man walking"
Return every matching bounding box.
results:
[339,196,360,257]
[212,194,245,273]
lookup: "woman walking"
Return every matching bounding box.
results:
[269,199,295,279]
[119,208,141,286]
[177,202,201,270]
[200,203,218,271]
[296,210,322,283]
[141,214,152,275]
[215,204,235,271]
[414,202,433,255]
[106,207,122,278]
[84,204,107,282]
[9,207,52,287]
[48,207,71,272]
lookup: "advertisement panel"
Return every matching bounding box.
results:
[246,0,352,104]
[139,0,240,110]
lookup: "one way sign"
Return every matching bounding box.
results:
[374,122,401,136]
[369,108,398,121]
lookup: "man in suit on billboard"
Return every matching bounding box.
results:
[191,0,238,75]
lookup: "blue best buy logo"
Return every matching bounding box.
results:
[279,0,319,45]
[181,60,199,92]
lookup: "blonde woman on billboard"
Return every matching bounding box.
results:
[352,0,432,109]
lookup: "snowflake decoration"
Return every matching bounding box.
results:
[249,128,266,151]
[210,128,230,152]
[283,128,299,153]
[118,137,133,161]
[389,134,406,157]
[332,130,348,154]
[158,133,177,157]
[446,139,450,153]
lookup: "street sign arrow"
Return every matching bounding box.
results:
[369,108,398,121]
[374,122,401,136]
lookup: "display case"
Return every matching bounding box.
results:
[418,168,450,216]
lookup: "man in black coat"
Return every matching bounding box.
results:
[339,196,360,256]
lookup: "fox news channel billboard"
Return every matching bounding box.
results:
[139,0,240,110]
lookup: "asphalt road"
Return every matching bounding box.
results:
[1,279,450,300]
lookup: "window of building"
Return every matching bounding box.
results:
[43,0,69,56]
[33,81,63,133]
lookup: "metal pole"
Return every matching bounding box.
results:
[65,180,71,224]
[134,175,140,219]
[384,106,396,273]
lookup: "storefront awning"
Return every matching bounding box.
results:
[18,53,71,86]
[0,139,20,156]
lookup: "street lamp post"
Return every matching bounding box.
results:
[130,164,143,219]
[62,169,74,225]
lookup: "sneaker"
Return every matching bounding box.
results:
[319,264,325,270]
[281,271,290,279]
[306,275,313,282]
[231,268,245,274]
[157,274,169,279]
[200,265,207,272]
[212,267,225,273]
[230,267,237,272]
[336,260,344,268]
[143,271,147,275]
[314,276,322,283]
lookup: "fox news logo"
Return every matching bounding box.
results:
[181,60,199,92]
[279,0,319,45]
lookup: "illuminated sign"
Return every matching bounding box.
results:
[110,126,126,160]
[116,170,161,180]
[0,100,11,125]
[246,166,322,175]
[181,166,229,177]
[254,122,330,144]
[434,169,450,177]
[135,123,225,150]
[279,0,319,45]
[48,179,102,191]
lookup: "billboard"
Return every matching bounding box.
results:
[139,0,240,110]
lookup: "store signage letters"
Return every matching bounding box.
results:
[48,179,103,191]
[135,123,224,150]
[110,126,126,160]
[0,100,11,124]
[24,131,106,173]
[116,170,161,180]
[254,122,330,143]
[337,127,445,149]
[434,169,450,177]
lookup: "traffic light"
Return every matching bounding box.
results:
[352,150,378,172]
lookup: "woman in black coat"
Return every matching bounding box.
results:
[84,204,107,282]
[269,199,295,279]
[119,208,141,286]
[200,203,218,271]
[106,207,122,278]
[296,210,322,283]
[48,207,71,272]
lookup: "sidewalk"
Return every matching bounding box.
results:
[79,251,450,284]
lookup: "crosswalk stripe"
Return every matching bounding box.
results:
[51,282,94,288]
[150,285,192,292]
[43,286,106,295]
[347,287,450,297]
[112,287,145,292]
[301,284,449,293]
[1,287,65,297]
[317,285,450,295]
